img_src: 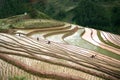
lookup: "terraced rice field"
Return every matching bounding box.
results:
[0,21,120,80]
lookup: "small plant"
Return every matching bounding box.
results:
[8,76,28,80]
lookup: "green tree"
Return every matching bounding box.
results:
[73,0,109,26]
[44,4,55,17]
[32,0,47,11]
[55,10,66,20]
[111,5,120,26]
[0,0,29,18]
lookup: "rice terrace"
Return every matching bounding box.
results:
[0,0,120,80]
[0,13,120,80]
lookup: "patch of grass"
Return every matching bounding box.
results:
[13,19,64,29]
[0,24,11,32]
[0,14,64,32]
[8,76,28,80]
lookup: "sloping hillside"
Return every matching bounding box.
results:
[33,0,120,34]
[0,15,120,80]
[0,0,120,34]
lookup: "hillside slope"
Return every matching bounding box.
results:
[33,0,120,34]
[0,0,120,34]
[0,15,120,80]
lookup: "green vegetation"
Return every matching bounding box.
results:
[33,0,120,35]
[13,19,64,29]
[0,18,64,32]
[0,0,120,34]
[0,0,50,19]
[72,0,120,34]
[8,76,28,80]
[34,0,79,21]
[28,9,51,19]
[0,0,29,18]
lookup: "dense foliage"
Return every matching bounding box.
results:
[0,0,120,34]
[31,0,120,34]
[72,0,120,34]
[0,0,29,18]
[0,0,50,19]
